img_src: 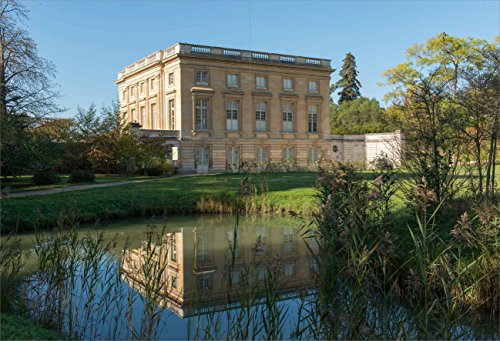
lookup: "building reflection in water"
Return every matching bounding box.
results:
[121,225,318,318]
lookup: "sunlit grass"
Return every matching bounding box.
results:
[1,173,319,232]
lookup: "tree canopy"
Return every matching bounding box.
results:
[383,32,499,199]
[330,97,399,135]
[0,0,63,175]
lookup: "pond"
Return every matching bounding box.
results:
[10,215,318,339]
[5,215,499,340]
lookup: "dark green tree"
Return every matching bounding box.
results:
[330,97,399,134]
[334,53,362,104]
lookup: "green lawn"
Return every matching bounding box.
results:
[0,174,157,193]
[1,168,496,234]
[0,314,68,340]
[0,172,320,233]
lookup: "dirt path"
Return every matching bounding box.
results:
[2,173,209,199]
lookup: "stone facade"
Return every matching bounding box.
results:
[121,225,316,317]
[116,43,333,173]
[116,43,402,172]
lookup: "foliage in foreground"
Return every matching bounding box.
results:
[0,313,68,340]
[307,160,499,339]
[0,161,498,340]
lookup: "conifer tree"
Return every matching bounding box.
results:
[334,53,362,104]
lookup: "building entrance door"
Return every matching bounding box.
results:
[228,147,239,172]
[196,147,209,174]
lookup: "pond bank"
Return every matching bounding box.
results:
[0,314,68,340]
[0,172,318,233]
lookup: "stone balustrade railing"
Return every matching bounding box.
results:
[117,43,331,80]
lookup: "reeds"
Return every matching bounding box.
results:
[301,159,499,339]
[0,162,498,340]
[0,216,178,340]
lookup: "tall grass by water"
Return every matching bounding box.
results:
[302,160,499,339]
[1,172,317,233]
[0,164,498,340]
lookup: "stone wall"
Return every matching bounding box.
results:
[330,131,403,168]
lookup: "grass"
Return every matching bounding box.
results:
[2,167,496,234]
[0,174,157,193]
[0,165,498,340]
[0,313,68,340]
[0,172,319,233]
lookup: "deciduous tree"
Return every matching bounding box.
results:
[0,0,63,175]
[384,33,499,202]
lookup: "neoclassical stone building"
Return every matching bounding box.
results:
[121,224,317,317]
[116,43,333,173]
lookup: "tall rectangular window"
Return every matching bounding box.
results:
[195,98,209,130]
[227,74,238,87]
[168,72,174,86]
[150,78,156,91]
[140,106,146,125]
[122,90,126,101]
[283,78,293,91]
[170,234,177,261]
[130,86,136,98]
[196,231,211,265]
[196,71,209,85]
[257,226,268,246]
[308,80,318,92]
[255,76,267,89]
[284,228,294,252]
[231,271,241,284]
[227,147,240,172]
[226,101,239,131]
[169,99,175,130]
[131,108,136,122]
[255,102,267,132]
[309,147,320,164]
[256,146,268,163]
[282,103,294,132]
[151,103,157,129]
[258,266,267,281]
[308,105,318,132]
[197,275,211,289]
[283,147,294,161]
[140,82,145,95]
[284,262,295,276]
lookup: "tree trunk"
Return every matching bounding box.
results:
[491,136,497,195]
[475,139,483,195]
[0,28,7,117]
[485,113,499,198]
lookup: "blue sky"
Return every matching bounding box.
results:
[22,0,499,116]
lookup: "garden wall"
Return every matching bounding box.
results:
[330,131,403,167]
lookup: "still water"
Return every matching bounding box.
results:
[10,215,499,340]
[17,215,318,340]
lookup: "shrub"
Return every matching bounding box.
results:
[146,159,174,176]
[68,170,95,183]
[32,171,61,186]
[371,154,394,170]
